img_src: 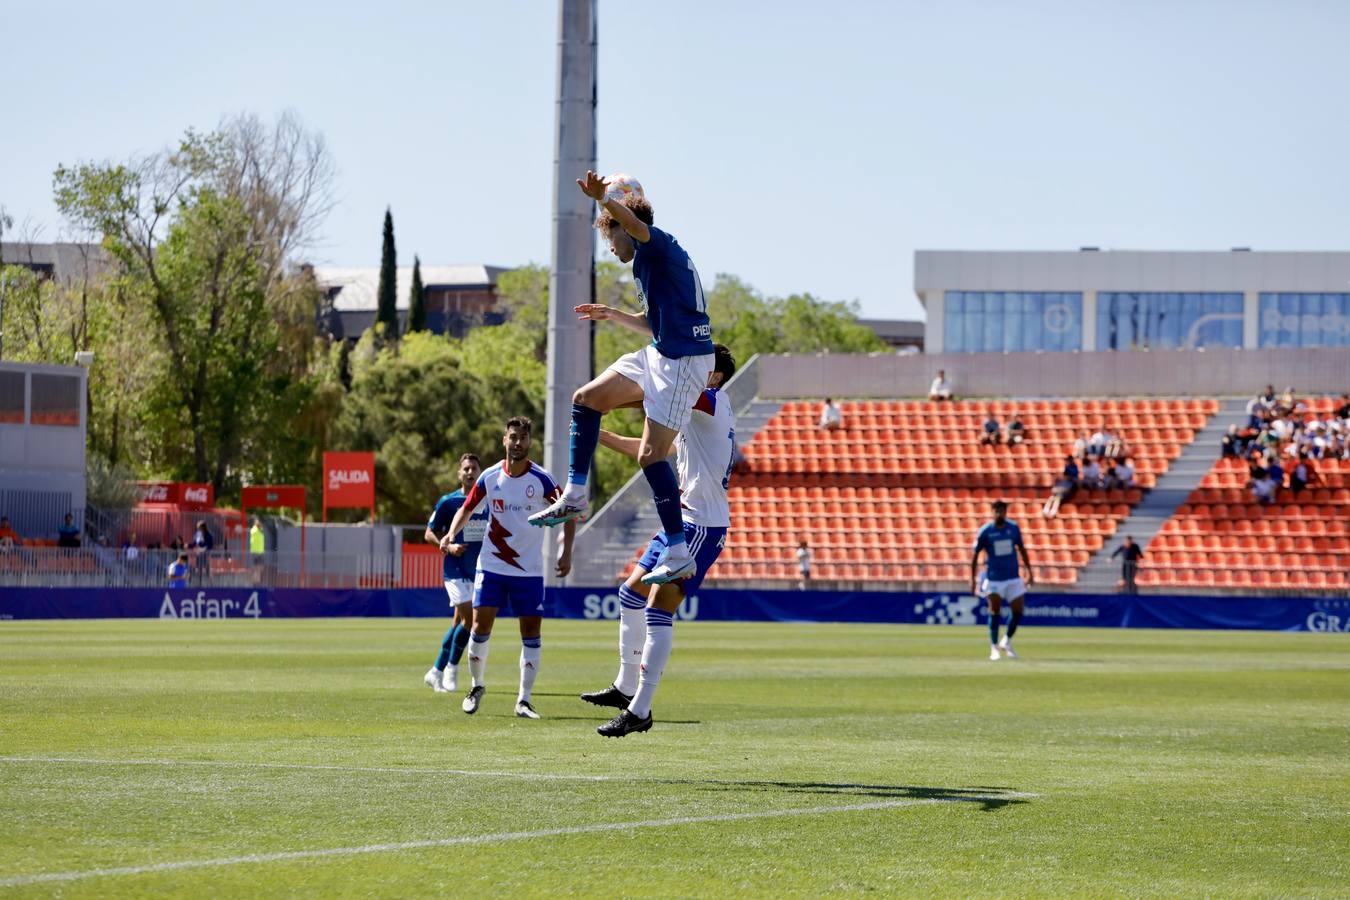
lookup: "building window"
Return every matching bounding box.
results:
[0,371,23,424]
[1258,293,1350,348]
[1096,292,1243,351]
[29,373,80,427]
[943,292,1082,352]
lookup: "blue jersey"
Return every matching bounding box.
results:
[973,520,1024,582]
[428,489,488,580]
[632,225,714,359]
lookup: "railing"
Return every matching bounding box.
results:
[577,545,1350,598]
[0,548,400,589]
[0,546,1344,598]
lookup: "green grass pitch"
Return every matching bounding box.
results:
[1,619,1348,896]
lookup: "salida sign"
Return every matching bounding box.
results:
[322,452,375,517]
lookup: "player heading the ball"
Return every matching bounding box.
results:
[529,172,715,586]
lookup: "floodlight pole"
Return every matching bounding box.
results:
[544,0,597,584]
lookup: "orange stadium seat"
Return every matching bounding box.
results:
[700,397,1220,588]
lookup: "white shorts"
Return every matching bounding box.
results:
[979,576,1027,601]
[444,579,473,608]
[608,344,714,433]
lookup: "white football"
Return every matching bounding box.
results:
[602,173,644,204]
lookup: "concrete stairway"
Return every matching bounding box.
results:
[1077,398,1250,589]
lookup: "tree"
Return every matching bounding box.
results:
[51,113,339,497]
[406,255,426,334]
[376,208,398,336]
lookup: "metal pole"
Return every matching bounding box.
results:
[544,0,597,583]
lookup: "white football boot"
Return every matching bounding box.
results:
[424,667,448,692]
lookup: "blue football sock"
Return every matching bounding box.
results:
[435,623,455,670]
[1007,608,1022,639]
[568,403,602,487]
[642,460,686,544]
[988,611,1001,645]
[449,622,472,665]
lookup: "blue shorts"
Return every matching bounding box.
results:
[472,570,545,617]
[637,524,727,592]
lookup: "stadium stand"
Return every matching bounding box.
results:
[1140,396,1350,593]
[618,398,1218,587]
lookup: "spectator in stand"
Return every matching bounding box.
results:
[122,533,140,562]
[1247,464,1276,505]
[980,410,1002,446]
[928,370,953,402]
[1245,394,1267,428]
[57,513,81,548]
[1103,459,1123,490]
[1221,424,1242,458]
[1289,453,1321,496]
[1111,536,1144,595]
[1041,456,1079,518]
[1103,427,1126,460]
[1259,384,1277,408]
[167,552,190,588]
[1265,453,1285,494]
[191,521,215,582]
[0,516,19,549]
[1004,412,1026,446]
[1088,424,1110,458]
[818,398,843,431]
[1080,456,1103,491]
[1335,393,1350,420]
[1115,456,1136,489]
[1071,430,1090,460]
[796,539,811,590]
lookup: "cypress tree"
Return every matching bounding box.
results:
[407,255,426,334]
[375,208,398,335]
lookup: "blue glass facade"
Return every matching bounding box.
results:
[943,292,1082,353]
[1259,293,1350,348]
[1096,292,1243,351]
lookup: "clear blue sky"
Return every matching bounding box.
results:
[3,0,1347,321]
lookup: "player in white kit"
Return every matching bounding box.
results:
[580,344,737,737]
[440,416,576,718]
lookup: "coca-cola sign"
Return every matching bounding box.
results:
[136,482,213,507]
[139,482,173,503]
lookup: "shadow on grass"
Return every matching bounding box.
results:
[681,779,1028,812]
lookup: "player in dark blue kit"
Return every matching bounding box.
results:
[422,453,489,693]
[529,171,715,586]
[971,500,1035,661]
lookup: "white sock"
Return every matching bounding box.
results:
[615,585,647,695]
[629,608,674,718]
[518,638,541,703]
[562,482,587,505]
[468,634,491,687]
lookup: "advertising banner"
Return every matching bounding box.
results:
[2,587,1348,633]
[322,452,375,512]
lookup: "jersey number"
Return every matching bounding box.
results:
[688,260,706,313]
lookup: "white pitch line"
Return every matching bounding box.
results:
[0,756,625,783]
[0,796,1010,887]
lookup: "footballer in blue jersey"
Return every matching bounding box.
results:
[422,453,487,694]
[529,171,715,590]
[971,500,1036,661]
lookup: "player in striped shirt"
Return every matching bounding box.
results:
[580,344,737,737]
[440,416,576,718]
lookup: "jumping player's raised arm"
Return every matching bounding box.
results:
[574,303,651,336]
[578,170,649,243]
